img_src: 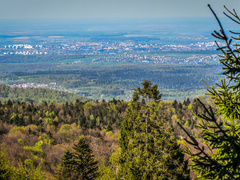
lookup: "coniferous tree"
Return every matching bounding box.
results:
[119,80,189,179]
[72,136,99,180]
[56,150,74,180]
[179,5,240,179]
[57,136,99,180]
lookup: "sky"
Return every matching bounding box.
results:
[0,0,239,19]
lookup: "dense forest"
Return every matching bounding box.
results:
[0,87,210,179]
[0,84,89,103]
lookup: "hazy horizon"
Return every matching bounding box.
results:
[0,0,238,19]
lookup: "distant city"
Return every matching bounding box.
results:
[1,40,223,64]
[11,82,81,95]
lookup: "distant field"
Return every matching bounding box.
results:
[0,57,223,101]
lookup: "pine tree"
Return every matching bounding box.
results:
[72,136,99,180]
[119,80,190,179]
[178,5,240,179]
[56,150,74,180]
[57,136,99,180]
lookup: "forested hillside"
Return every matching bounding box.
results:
[0,91,211,179]
[0,84,89,103]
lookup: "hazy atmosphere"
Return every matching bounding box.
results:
[0,0,239,19]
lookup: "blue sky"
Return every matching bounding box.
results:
[0,0,238,19]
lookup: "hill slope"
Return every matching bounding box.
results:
[0,84,89,103]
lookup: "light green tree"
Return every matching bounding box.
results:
[0,148,12,180]
[119,80,189,179]
[13,159,46,180]
[0,148,45,180]
[179,5,240,179]
[96,147,121,180]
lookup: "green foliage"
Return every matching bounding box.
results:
[9,126,26,134]
[57,136,99,180]
[0,149,12,180]
[0,148,45,180]
[119,80,190,179]
[57,123,81,143]
[0,99,127,131]
[0,84,89,103]
[179,5,240,179]
[23,140,45,157]
[39,133,54,145]
[97,147,121,180]
[97,164,116,180]
[13,159,46,180]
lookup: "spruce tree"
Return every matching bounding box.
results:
[119,80,190,179]
[57,136,99,180]
[179,5,240,179]
[56,150,74,180]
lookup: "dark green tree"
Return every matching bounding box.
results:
[178,5,240,179]
[56,150,74,180]
[57,136,99,180]
[119,80,189,179]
